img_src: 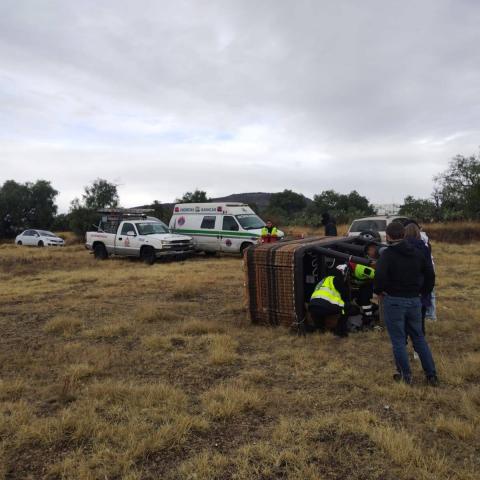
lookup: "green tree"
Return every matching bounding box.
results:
[149,200,170,224]
[267,190,307,218]
[83,178,119,210]
[306,190,375,225]
[399,196,438,222]
[434,153,480,220]
[28,180,59,228]
[69,179,119,236]
[177,189,209,203]
[0,180,58,237]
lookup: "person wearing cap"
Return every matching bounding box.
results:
[374,221,438,386]
[260,220,278,243]
[308,263,350,337]
[349,259,376,328]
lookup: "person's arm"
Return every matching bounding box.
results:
[421,255,435,295]
[373,253,389,294]
[333,272,350,304]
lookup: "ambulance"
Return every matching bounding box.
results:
[169,203,283,254]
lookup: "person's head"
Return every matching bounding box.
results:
[266,220,273,228]
[404,219,420,229]
[385,221,405,243]
[365,242,378,259]
[336,263,349,279]
[404,222,421,240]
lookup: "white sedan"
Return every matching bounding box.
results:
[15,230,65,247]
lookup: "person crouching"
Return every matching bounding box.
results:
[308,264,350,337]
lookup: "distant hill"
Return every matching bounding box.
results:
[209,192,273,210]
[138,192,312,214]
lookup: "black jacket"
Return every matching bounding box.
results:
[324,221,337,236]
[374,240,435,298]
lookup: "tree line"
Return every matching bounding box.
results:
[1,152,479,238]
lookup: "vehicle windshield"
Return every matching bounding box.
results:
[235,214,265,230]
[349,220,387,232]
[135,222,169,235]
[37,230,57,237]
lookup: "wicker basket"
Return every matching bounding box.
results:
[244,236,358,330]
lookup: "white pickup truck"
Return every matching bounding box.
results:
[85,218,194,264]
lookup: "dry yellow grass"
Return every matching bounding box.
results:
[0,241,479,479]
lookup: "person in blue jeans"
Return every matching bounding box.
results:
[374,221,438,386]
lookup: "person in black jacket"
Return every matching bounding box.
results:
[321,213,337,236]
[374,221,438,386]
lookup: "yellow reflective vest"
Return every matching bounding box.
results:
[350,262,375,284]
[310,276,345,308]
[261,226,278,237]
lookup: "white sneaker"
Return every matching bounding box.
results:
[413,351,419,360]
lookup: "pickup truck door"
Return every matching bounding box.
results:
[116,222,138,255]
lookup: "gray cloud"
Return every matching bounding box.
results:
[1,0,479,211]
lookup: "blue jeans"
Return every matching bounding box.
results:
[383,296,436,381]
[425,288,437,320]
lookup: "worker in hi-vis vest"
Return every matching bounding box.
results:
[308,264,350,337]
[260,220,278,243]
[349,260,376,328]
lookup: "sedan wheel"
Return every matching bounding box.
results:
[17,241,22,245]
[38,240,44,247]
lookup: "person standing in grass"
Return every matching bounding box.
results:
[374,221,438,386]
[321,213,337,236]
[404,222,433,331]
[405,220,437,322]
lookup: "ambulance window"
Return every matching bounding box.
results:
[222,216,239,231]
[200,216,216,229]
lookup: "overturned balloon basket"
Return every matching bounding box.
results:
[244,235,378,333]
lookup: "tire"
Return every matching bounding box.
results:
[240,242,253,256]
[93,243,108,260]
[17,241,22,246]
[38,240,44,247]
[141,246,156,265]
[359,230,381,242]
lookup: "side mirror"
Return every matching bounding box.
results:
[127,230,136,237]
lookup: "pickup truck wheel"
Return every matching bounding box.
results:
[141,246,156,265]
[94,243,108,260]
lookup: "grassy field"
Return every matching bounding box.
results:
[0,242,479,480]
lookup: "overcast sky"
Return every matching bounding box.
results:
[1,0,479,212]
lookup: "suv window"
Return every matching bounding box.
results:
[350,220,387,232]
[222,216,239,231]
[121,223,135,235]
[200,216,216,229]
